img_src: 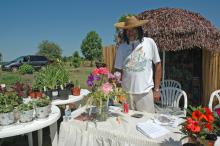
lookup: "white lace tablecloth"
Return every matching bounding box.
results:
[58,107,184,146]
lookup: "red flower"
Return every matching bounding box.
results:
[98,67,109,75]
[192,110,204,121]
[185,118,201,133]
[92,67,109,76]
[205,123,213,131]
[204,108,212,115]
[92,68,100,75]
[203,114,214,123]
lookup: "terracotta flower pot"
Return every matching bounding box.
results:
[35,92,43,98]
[71,87,81,96]
[29,91,43,99]
[29,92,36,98]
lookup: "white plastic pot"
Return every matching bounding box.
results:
[35,105,51,119]
[19,109,34,123]
[0,111,15,125]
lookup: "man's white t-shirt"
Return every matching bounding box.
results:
[114,37,161,94]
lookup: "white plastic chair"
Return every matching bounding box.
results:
[160,87,187,116]
[208,89,220,112]
[160,79,181,89]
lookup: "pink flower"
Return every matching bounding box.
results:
[101,82,113,94]
[114,71,121,81]
[108,73,115,79]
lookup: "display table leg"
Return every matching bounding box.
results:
[38,129,43,146]
[50,122,58,146]
[28,132,33,146]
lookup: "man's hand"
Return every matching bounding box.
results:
[153,90,160,102]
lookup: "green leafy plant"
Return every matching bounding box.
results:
[0,93,14,113]
[56,63,69,88]
[19,64,34,74]
[34,63,69,91]
[18,102,34,111]
[0,104,13,113]
[0,92,22,107]
[34,96,51,107]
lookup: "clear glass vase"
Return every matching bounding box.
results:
[96,99,109,121]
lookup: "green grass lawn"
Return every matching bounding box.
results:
[0,66,94,89]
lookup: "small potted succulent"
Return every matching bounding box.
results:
[34,96,51,119]
[71,80,81,96]
[0,94,15,125]
[18,102,34,123]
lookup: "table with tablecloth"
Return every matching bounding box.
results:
[58,106,184,146]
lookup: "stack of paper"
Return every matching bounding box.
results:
[136,120,170,138]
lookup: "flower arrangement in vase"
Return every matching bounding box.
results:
[86,67,127,121]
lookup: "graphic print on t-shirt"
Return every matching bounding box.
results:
[124,47,148,72]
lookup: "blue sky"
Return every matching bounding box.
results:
[0,0,220,61]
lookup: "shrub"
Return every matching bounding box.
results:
[72,57,81,68]
[19,64,34,74]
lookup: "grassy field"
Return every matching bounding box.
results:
[0,66,94,89]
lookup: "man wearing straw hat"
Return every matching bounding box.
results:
[114,16,162,113]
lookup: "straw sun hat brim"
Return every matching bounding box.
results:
[114,20,148,29]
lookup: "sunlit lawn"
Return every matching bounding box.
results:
[0,66,94,89]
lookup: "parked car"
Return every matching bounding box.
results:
[1,55,49,71]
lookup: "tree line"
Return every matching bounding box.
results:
[38,31,102,67]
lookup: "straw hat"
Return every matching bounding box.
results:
[114,16,148,29]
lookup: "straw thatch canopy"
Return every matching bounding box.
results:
[138,8,220,52]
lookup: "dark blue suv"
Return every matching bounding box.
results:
[2,55,49,71]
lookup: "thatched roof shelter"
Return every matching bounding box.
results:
[138,8,220,52]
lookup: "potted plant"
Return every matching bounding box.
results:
[180,106,219,146]
[65,80,74,95]
[34,96,51,119]
[0,93,15,125]
[71,80,81,96]
[11,82,28,97]
[5,92,23,108]
[18,102,34,123]
[27,84,43,99]
[34,65,59,100]
[57,68,69,100]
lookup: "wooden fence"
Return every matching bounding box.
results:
[103,45,117,72]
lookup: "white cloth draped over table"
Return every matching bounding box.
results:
[58,108,183,146]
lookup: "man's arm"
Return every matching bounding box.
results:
[153,62,162,101]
